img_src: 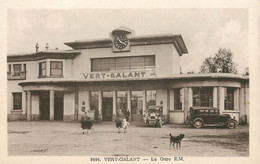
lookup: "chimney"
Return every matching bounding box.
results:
[35,43,39,52]
[45,43,49,50]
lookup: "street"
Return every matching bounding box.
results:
[8,121,249,156]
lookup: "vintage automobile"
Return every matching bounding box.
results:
[188,107,237,129]
[144,105,164,128]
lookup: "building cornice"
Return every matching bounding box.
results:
[7,50,81,62]
[64,34,188,56]
[18,73,249,86]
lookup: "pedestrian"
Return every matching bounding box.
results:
[80,112,93,134]
[125,110,130,122]
[115,109,125,133]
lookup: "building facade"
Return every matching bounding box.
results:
[7,26,249,124]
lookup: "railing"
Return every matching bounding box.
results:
[7,71,26,80]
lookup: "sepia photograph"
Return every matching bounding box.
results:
[1,0,260,163]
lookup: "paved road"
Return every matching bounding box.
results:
[8,121,249,156]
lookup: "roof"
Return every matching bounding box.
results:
[64,33,188,56]
[18,73,249,86]
[7,50,81,62]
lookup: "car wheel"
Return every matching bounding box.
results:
[193,120,203,128]
[227,120,236,129]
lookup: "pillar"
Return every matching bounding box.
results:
[188,88,193,108]
[26,90,31,121]
[113,91,117,118]
[98,91,102,120]
[218,87,225,113]
[22,91,26,115]
[239,87,245,116]
[86,91,90,111]
[213,87,218,108]
[183,87,189,122]
[127,90,131,121]
[170,90,174,110]
[49,90,54,121]
[74,90,79,120]
[234,88,239,111]
[143,90,146,115]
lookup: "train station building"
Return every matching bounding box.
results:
[7,26,249,124]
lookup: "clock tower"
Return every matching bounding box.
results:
[110,26,135,52]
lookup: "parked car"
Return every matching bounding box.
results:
[188,106,237,129]
[144,105,164,128]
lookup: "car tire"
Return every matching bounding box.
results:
[227,120,236,129]
[193,120,203,128]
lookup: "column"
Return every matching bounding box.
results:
[183,87,189,122]
[22,91,26,115]
[213,87,218,108]
[74,90,79,120]
[239,87,245,116]
[113,91,116,118]
[143,90,146,115]
[170,90,174,110]
[127,90,131,121]
[49,90,54,121]
[26,91,31,121]
[218,87,225,113]
[167,90,170,123]
[98,91,102,120]
[188,88,193,108]
[86,91,90,111]
[234,88,239,111]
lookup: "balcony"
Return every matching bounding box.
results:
[7,71,26,80]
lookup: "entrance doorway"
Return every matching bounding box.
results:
[102,98,113,121]
[54,92,64,120]
[39,92,50,120]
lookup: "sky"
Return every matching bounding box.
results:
[7,9,248,74]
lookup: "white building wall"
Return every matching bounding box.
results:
[72,44,179,79]
[64,92,75,115]
[156,90,168,115]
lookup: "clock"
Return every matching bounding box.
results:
[114,35,128,49]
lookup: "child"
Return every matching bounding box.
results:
[121,119,130,133]
[115,109,125,133]
[80,112,93,134]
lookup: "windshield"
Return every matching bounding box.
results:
[148,109,160,114]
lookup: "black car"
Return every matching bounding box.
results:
[188,107,237,129]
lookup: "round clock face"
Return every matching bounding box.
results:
[114,35,128,49]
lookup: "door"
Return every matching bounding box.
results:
[102,98,113,121]
[39,92,50,120]
[54,92,64,121]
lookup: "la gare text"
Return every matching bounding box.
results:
[90,156,184,162]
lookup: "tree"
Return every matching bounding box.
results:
[243,67,249,75]
[199,48,237,74]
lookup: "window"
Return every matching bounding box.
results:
[117,91,128,114]
[174,88,183,110]
[13,92,22,110]
[225,88,234,110]
[193,87,213,107]
[50,61,63,76]
[91,55,155,72]
[39,62,46,77]
[131,91,143,115]
[146,90,156,106]
[13,64,22,76]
